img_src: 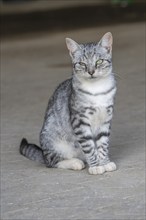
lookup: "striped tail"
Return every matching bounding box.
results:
[20,138,45,164]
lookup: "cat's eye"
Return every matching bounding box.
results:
[96,59,103,66]
[79,62,86,67]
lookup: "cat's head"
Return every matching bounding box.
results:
[66,32,113,80]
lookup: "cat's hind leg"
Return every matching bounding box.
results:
[53,139,85,170]
[56,158,85,170]
[55,140,85,170]
[43,139,85,170]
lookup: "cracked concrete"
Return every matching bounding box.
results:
[1,22,145,220]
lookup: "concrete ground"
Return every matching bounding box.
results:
[1,22,145,220]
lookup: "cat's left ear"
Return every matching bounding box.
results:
[99,32,113,53]
[65,38,81,57]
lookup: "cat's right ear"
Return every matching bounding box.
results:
[65,38,81,57]
[98,32,113,53]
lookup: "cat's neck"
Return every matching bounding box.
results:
[72,74,116,95]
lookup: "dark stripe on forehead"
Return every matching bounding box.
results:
[83,44,97,59]
[94,47,96,54]
[82,48,88,60]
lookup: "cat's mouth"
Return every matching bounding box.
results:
[89,75,97,79]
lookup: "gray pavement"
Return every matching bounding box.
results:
[1,22,145,220]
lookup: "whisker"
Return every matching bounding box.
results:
[113,72,123,79]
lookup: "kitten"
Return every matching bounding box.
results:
[20,32,117,175]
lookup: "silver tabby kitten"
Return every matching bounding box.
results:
[20,32,117,175]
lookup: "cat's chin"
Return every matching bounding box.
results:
[86,75,103,80]
[90,76,98,79]
[80,76,100,82]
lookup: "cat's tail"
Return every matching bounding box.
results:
[20,138,45,164]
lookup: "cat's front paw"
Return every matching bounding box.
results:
[88,166,105,175]
[104,162,117,172]
[88,162,117,175]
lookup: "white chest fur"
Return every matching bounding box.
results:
[79,75,116,134]
[89,106,108,135]
[80,75,116,106]
[80,75,115,95]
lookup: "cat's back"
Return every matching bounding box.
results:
[46,78,71,111]
[55,78,72,100]
[40,78,74,149]
[42,78,72,132]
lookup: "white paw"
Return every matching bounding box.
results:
[104,162,117,172]
[57,158,85,170]
[88,166,105,175]
[71,159,85,170]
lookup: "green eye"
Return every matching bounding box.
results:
[96,59,103,66]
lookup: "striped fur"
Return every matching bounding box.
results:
[20,32,117,174]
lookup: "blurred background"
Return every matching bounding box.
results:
[1,1,146,220]
[1,0,145,38]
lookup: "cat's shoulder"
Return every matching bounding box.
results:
[54,78,72,94]
[57,78,72,89]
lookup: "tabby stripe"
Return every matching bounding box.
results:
[90,160,98,166]
[106,105,113,115]
[107,105,113,109]
[98,151,106,157]
[104,120,111,124]
[26,146,33,156]
[79,113,89,119]
[95,132,110,141]
[71,117,76,125]
[27,147,34,157]
[83,51,88,60]
[78,139,86,144]
[106,113,113,121]
[105,59,111,63]
[100,142,108,147]
[105,65,111,68]
[80,135,93,140]
[84,107,96,112]
[79,136,93,144]
[98,86,116,96]
[81,109,86,113]
[97,146,107,153]
[90,150,97,159]
[82,144,91,150]
[21,145,27,155]
[82,146,92,154]
[82,143,94,153]
[78,88,95,96]
[88,111,94,115]
[78,86,116,96]
[73,119,90,129]
[75,130,83,136]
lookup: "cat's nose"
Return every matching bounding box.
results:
[88,70,95,76]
